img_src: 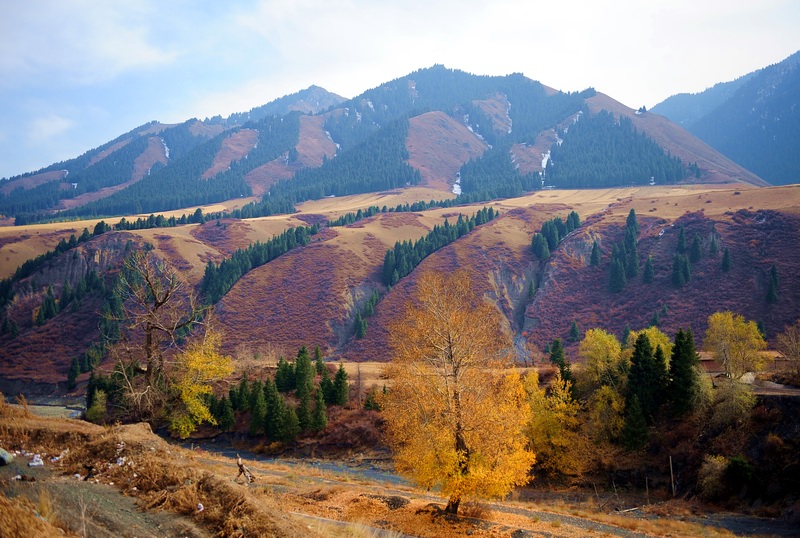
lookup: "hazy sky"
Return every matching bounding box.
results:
[1,0,798,179]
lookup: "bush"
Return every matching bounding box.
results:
[698,454,729,501]
[85,389,107,423]
[710,381,756,430]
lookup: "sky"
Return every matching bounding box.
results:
[1,0,799,179]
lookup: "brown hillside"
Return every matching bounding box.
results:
[244,115,337,196]
[56,136,169,210]
[511,128,560,175]
[202,128,259,179]
[474,93,512,134]
[0,170,67,196]
[406,111,487,191]
[586,93,768,187]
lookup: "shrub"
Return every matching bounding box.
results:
[710,381,756,430]
[698,454,729,501]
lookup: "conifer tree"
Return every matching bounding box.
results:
[249,385,267,436]
[279,404,300,442]
[621,395,648,450]
[721,247,732,272]
[320,366,335,405]
[297,388,312,431]
[294,346,314,397]
[275,356,295,392]
[263,378,281,438]
[643,255,654,283]
[532,233,550,260]
[677,226,686,253]
[766,264,778,304]
[590,240,600,266]
[218,397,235,431]
[311,389,328,431]
[709,235,719,257]
[626,208,639,236]
[67,356,79,390]
[237,375,251,412]
[690,234,702,263]
[333,363,349,406]
[627,333,658,423]
[355,311,368,339]
[569,320,580,342]
[608,259,627,292]
[314,345,325,375]
[668,328,700,416]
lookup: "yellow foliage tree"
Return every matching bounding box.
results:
[624,326,673,367]
[524,370,586,478]
[587,384,626,442]
[382,271,534,514]
[704,311,768,379]
[577,328,624,393]
[169,326,234,438]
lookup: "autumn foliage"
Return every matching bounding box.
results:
[382,271,534,514]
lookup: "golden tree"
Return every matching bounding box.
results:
[577,328,624,392]
[169,324,234,438]
[704,311,768,379]
[382,271,534,514]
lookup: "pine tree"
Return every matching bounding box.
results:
[722,248,732,272]
[608,259,627,292]
[297,389,312,431]
[275,356,295,392]
[294,346,314,397]
[672,254,691,287]
[237,375,251,412]
[643,256,654,283]
[677,226,686,253]
[668,328,700,416]
[621,395,648,450]
[569,320,580,342]
[67,356,79,391]
[549,338,565,367]
[319,366,335,405]
[590,240,600,266]
[766,264,778,304]
[355,311,367,339]
[626,208,639,236]
[311,389,328,431]
[625,229,639,278]
[690,234,702,263]
[263,378,281,438]
[627,333,658,422]
[279,403,300,442]
[314,345,325,375]
[333,364,349,406]
[249,385,267,436]
[709,235,719,257]
[532,233,550,260]
[219,397,235,432]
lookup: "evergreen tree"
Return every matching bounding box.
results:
[650,311,660,327]
[709,235,719,257]
[279,403,300,442]
[721,247,732,272]
[626,208,639,236]
[625,230,639,278]
[627,333,658,422]
[263,378,281,438]
[297,389,312,431]
[249,384,267,436]
[676,226,686,253]
[668,328,700,416]
[590,239,600,266]
[569,320,580,342]
[608,259,627,292]
[690,234,702,263]
[333,364,349,406]
[549,338,565,367]
[237,375,251,412]
[621,395,648,450]
[294,346,314,397]
[311,389,328,432]
[319,366,335,405]
[621,324,632,346]
[249,379,264,412]
[275,356,296,392]
[219,396,235,432]
[314,345,325,375]
[532,233,550,260]
[67,356,79,390]
[355,311,368,339]
[766,264,779,304]
[672,254,691,287]
[643,256,655,283]
[653,344,669,406]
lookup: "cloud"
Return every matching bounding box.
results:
[27,114,75,144]
[0,1,178,86]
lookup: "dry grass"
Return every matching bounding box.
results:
[0,492,77,537]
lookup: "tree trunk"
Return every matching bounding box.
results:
[445,495,460,514]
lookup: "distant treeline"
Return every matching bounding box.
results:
[201,225,320,304]
[382,207,498,286]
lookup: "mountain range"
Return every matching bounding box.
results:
[0,60,799,391]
